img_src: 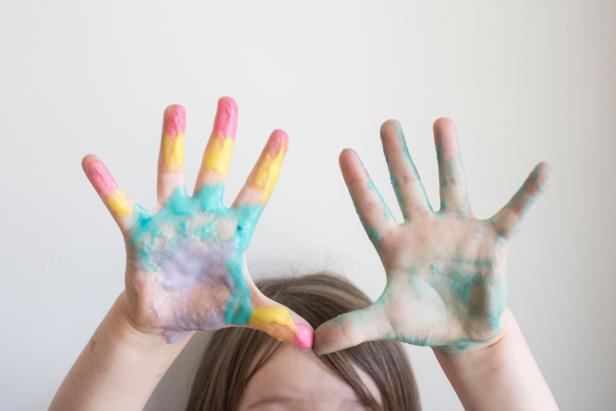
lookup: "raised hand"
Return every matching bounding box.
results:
[315,118,549,354]
[82,98,312,349]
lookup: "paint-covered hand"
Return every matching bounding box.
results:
[315,119,549,355]
[82,98,312,349]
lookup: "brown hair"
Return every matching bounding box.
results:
[186,273,421,410]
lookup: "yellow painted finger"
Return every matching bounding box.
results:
[161,105,186,171]
[195,97,238,190]
[157,105,186,203]
[248,304,312,350]
[82,154,134,231]
[250,129,288,204]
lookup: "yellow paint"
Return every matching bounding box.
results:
[106,190,132,217]
[248,305,296,335]
[252,146,286,204]
[162,132,185,171]
[202,136,234,177]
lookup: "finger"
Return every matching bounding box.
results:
[157,104,186,204]
[490,161,551,239]
[314,303,392,354]
[232,129,288,208]
[380,119,433,220]
[433,117,471,215]
[249,292,314,350]
[339,148,397,247]
[194,96,238,193]
[222,259,313,350]
[82,154,134,232]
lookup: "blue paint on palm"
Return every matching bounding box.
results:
[448,268,484,305]
[388,259,508,354]
[129,184,263,326]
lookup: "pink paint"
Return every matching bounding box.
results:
[83,155,118,197]
[294,323,313,350]
[265,129,288,157]
[163,104,186,136]
[213,96,238,138]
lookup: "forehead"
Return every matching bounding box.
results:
[237,344,380,411]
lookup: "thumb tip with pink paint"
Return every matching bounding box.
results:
[294,323,313,350]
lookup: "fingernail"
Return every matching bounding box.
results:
[294,323,313,350]
[213,96,238,139]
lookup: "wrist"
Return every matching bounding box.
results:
[433,307,514,359]
[432,309,559,410]
[49,292,193,410]
[110,293,193,351]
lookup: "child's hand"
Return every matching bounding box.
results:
[82,98,312,349]
[315,118,549,354]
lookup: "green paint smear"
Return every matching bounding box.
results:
[435,144,444,163]
[405,259,507,354]
[365,226,383,243]
[386,124,433,213]
[129,185,263,326]
[224,257,253,324]
[449,268,484,305]
[356,179,397,248]
[367,179,395,222]
[384,328,474,351]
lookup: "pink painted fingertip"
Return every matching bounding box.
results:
[163,104,186,136]
[214,96,238,138]
[265,129,288,157]
[83,155,117,197]
[294,323,313,350]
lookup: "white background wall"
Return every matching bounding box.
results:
[1,0,614,409]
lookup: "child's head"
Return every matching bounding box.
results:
[187,273,420,410]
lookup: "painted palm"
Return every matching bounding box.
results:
[82,98,312,348]
[315,119,549,354]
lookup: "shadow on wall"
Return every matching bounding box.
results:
[145,332,211,410]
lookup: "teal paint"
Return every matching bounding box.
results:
[449,269,484,305]
[367,179,396,221]
[399,258,506,354]
[436,338,474,354]
[353,179,398,247]
[398,335,431,346]
[366,226,383,243]
[223,257,253,325]
[387,125,434,213]
[394,123,417,176]
[392,327,476,352]
[486,279,507,330]
[129,184,263,326]
[435,143,444,163]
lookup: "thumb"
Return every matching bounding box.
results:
[246,288,314,351]
[314,303,392,355]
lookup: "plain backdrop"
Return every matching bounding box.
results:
[1,0,614,409]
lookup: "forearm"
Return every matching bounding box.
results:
[50,293,192,411]
[434,309,558,411]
